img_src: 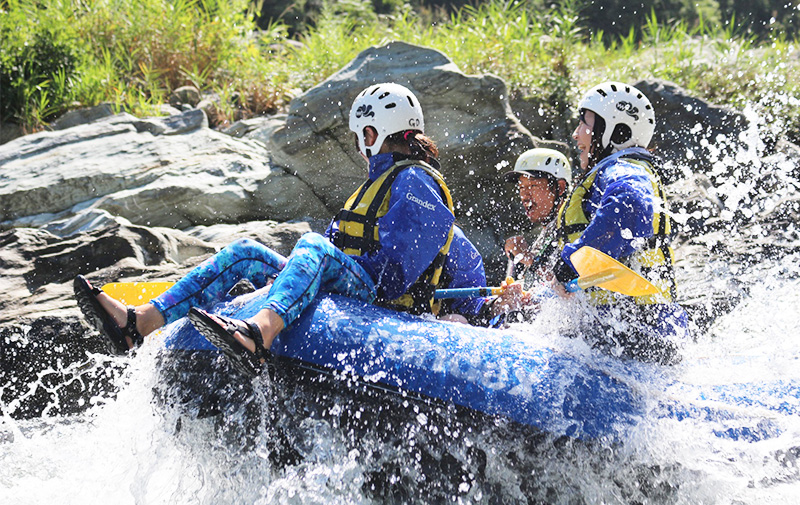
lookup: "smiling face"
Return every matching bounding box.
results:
[517,176,557,224]
[572,109,596,171]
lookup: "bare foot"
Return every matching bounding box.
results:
[95,291,129,329]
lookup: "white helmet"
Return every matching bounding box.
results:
[578,81,655,152]
[507,148,571,183]
[349,83,424,158]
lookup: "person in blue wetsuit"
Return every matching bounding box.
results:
[552,81,689,364]
[73,83,488,373]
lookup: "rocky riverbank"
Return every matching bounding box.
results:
[2,41,799,419]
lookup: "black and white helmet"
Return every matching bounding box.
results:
[349,83,424,157]
[578,81,655,152]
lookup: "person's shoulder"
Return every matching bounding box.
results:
[394,163,440,187]
[447,226,483,264]
[448,225,469,248]
[452,225,477,246]
[601,156,651,181]
[398,161,436,176]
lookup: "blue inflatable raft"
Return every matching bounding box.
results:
[160,291,799,442]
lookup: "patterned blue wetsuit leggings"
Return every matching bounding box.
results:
[151,233,377,327]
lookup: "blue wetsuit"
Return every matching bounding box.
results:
[151,152,486,327]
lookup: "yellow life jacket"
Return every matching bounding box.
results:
[556,154,676,305]
[331,159,455,315]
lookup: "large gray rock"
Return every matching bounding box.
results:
[50,103,117,130]
[0,110,328,229]
[267,41,536,251]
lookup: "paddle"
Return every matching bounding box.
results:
[102,279,508,303]
[102,246,659,303]
[436,246,659,299]
[104,279,516,302]
[101,281,176,306]
[566,246,660,297]
[433,286,505,299]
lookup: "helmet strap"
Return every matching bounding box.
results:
[588,115,608,169]
[544,191,565,223]
[544,175,560,196]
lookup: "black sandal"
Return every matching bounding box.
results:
[188,307,270,378]
[73,275,144,355]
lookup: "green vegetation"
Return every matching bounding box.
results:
[1,0,289,131]
[2,0,799,142]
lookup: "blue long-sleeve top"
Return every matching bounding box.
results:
[325,152,456,301]
[561,148,657,272]
[442,225,487,316]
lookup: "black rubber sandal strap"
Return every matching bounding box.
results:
[244,320,269,361]
[125,306,145,347]
[188,308,269,377]
[219,318,267,361]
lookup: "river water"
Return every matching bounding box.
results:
[2,235,799,504]
[2,119,800,504]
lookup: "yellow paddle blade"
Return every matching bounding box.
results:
[102,281,175,304]
[574,267,627,290]
[570,246,660,297]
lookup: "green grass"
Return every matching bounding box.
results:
[1,0,285,128]
[2,0,799,141]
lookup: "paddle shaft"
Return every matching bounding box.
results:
[103,280,506,302]
[105,281,508,302]
[564,267,625,293]
[102,247,659,303]
[433,286,504,300]
[105,267,624,303]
